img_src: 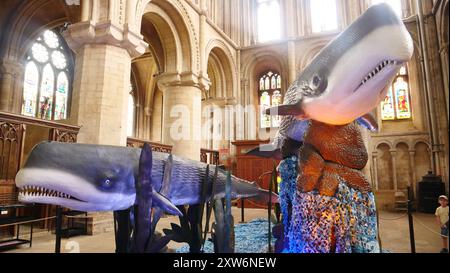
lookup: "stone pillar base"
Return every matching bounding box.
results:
[75,212,115,235]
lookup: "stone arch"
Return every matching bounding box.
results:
[242,50,287,102]
[205,40,237,99]
[207,52,227,99]
[0,0,77,61]
[376,143,394,190]
[374,140,393,151]
[241,50,287,138]
[0,0,79,112]
[141,0,194,74]
[393,139,411,149]
[412,139,431,150]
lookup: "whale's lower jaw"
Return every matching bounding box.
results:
[18,193,135,212]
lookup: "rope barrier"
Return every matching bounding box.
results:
[411,215,449,238]
[378,213,408,221]
[0,214,91,228]
[64,215,90,219]
[0,216,56,228]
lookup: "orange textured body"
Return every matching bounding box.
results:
[297,121,372,196]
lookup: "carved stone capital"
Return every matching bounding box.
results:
[203,97,237,107]
[0,58,24,76]
[156,71,211,92]
[62,21,148,58]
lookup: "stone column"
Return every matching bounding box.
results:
[158,73,207,160]
[390,149,398,191]
[63,22,147,146]
[0,59,24,113]
[372,152,379,191]
[287,41,297,84]
[409,149,417,196]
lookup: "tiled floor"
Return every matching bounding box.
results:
[2,208,446,253]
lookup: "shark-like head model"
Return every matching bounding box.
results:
[16,142,277,212]
[250,3,414,159]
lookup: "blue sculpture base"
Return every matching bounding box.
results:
[278,156,380,253]
[286,182,380,253]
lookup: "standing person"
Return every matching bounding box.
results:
[435,195,449,253]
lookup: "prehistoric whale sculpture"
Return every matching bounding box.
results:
[15,142,278,212]
[250,4,414,253]
[249,3,414,159]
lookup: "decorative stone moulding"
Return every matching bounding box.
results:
[62,21,148,58]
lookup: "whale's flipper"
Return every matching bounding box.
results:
[246,144,282,160]
[152,154,174,231]
[265,102,305,117]
[246,137,303,160]
[152,190,182,216]
[356,114,378,132]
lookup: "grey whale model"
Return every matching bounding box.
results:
[15,142,277,212]
[249,3,414,159]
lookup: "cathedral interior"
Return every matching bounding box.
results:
[0,0,448,253]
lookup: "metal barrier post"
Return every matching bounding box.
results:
[240,199,245,223]
[55,206,62,253]
[407,186,416,253]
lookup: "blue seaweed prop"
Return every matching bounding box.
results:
[130,143,180,253]
[211,170,235,253]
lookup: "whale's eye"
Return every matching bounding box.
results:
[103,178,113,188]
[311,74,328,94]
[312,75,321,87]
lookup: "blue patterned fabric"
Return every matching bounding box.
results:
[278,156,299,237]
[277,157,380,253]
[286,182,379,253]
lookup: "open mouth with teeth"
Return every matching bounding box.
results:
[355,60,402,91]
[18,186,83,202]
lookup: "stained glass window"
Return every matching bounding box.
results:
[257,0,281,42]
[55,72,69,120]
[272,90,282,127]
[259,71,283,128]
[22,62,39,117]
[370,0,403,17]
[381,65,412,121]
[21,28,73,120]
[39,64,54,120]
[311,0,338,33]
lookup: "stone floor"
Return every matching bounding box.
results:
[2,208,446,253]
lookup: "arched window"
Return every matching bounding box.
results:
[310,0,338,33]
[257,0,281,42]
[22,29,73,120]
[381,65,412,121]
[259,71,282,128]
[127,82,135,137]
[371,0,403,17]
